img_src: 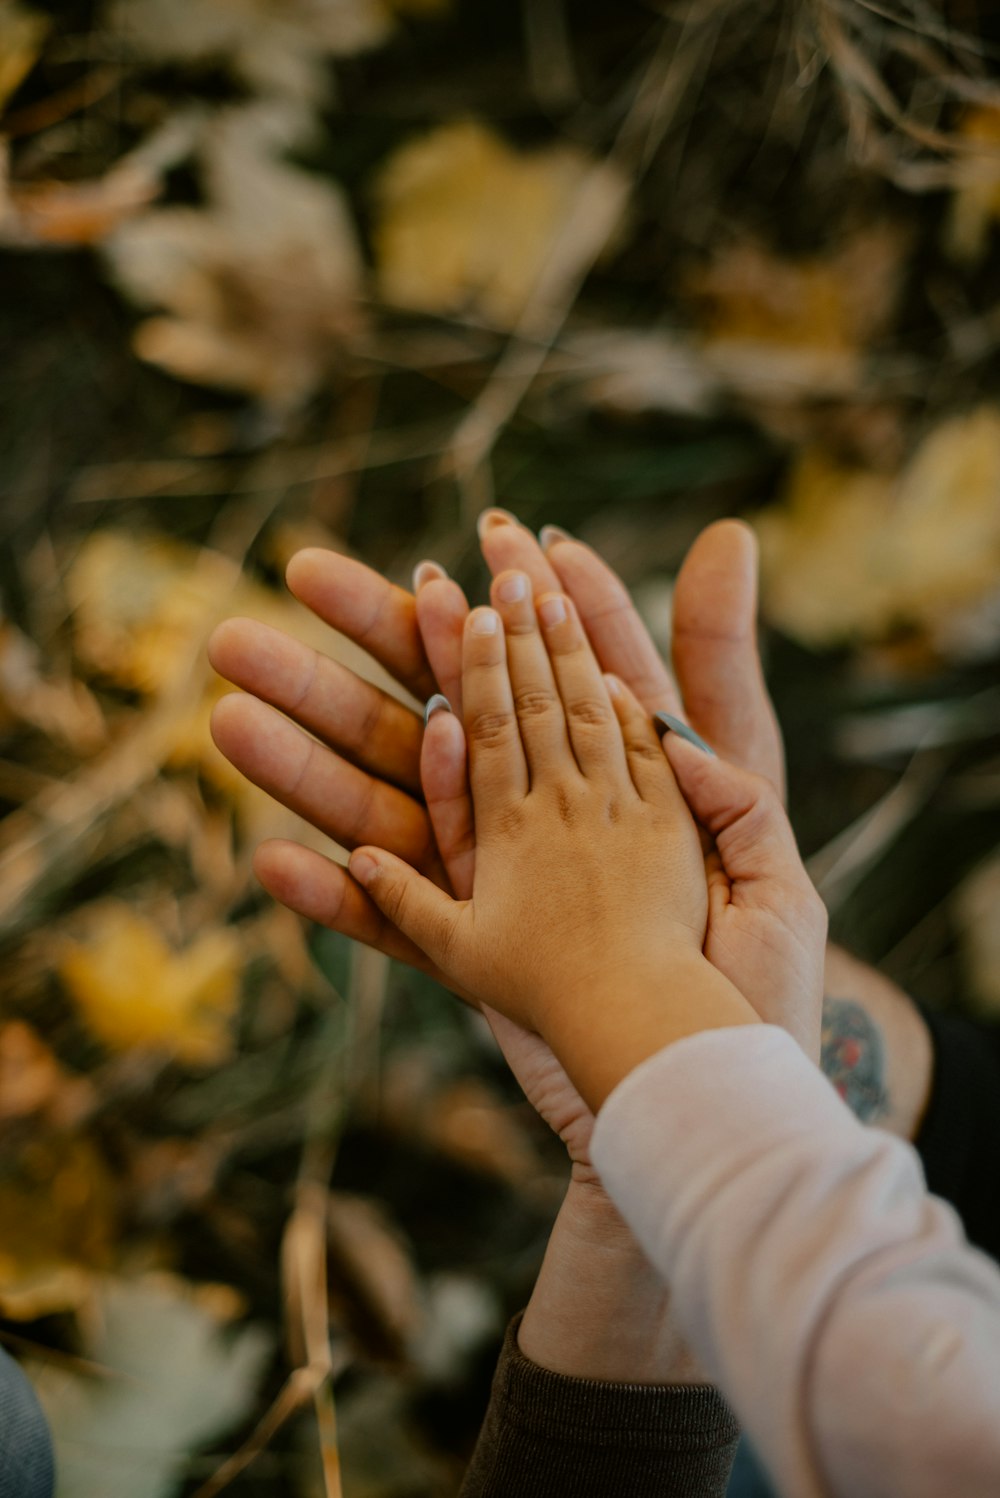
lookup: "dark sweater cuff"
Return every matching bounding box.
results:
[459,1314,739,1497]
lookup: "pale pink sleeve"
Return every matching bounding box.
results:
[591,1025,1000,1498]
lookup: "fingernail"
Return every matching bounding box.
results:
[477,508,518,539]
[413,559,447,592]
[350,851,378,886]
[539,524,572,550]
[538,595,567,629]
[424,693,452,724]
[495,572,527,604]
[653,712,715,755]
[604,673,622,697]
[470,607,499,635]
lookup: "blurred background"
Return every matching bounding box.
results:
[2,0,1000,1492]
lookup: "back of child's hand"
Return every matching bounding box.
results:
[349,574,725,1054]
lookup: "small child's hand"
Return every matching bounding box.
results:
[350,575,756,1109]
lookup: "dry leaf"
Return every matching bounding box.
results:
[687,228,905,400]
[108,0,394,107]
[28,1274,271,1498]
[0,1022,93,1125]
[105,109,364,404]
[555,328,718,417]
[373,119,628,330]
[59,902,241,1065]
[0,621,106,751]
[0,2,49,114]
[327,1192,425,1357]
[0,1135,117,1319]
[946,106,1000,262]
[757,407,1000,659]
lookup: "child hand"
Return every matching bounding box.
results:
[350,576,756,1110]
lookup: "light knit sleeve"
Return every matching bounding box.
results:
[591,1025,1000,1498]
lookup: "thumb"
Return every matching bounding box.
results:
[349,846,463,969]
[660,731,803,886]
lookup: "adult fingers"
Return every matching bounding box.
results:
[412,562,469,718]
[671,519,786,799]
[255,839,477,1005]
[535,593,631,786]
[211,693,441,878]
[461,607,529,816]
[477,510,563,596]
[489,570,573,784]
[540,530,682,715]
[421,699,476,900]
[208,617,422,795]
[286,548,437,703]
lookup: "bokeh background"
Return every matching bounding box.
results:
[2,0,1000,1493]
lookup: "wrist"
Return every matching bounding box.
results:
[517,1180,705,1385]
[541,953,758,1113]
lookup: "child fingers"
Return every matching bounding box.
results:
[421,699,476,900]
[490,570,574,782]
[461,607,529,814]
[605,675,684,804]
[535,592,631,785]
[413,569,469,718]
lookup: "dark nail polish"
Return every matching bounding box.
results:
[424,694,453,725]
[653,712,715,754]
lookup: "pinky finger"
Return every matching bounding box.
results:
[253,839,476,1004]
[421,701,476,900]
[605,674,684,808]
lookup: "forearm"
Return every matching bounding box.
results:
[821,944,933,1140]
[518,1180,704,1384]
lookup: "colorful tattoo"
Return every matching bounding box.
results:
[821,997,889,1123]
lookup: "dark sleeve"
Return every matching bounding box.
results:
[0,1349,54,1498]
[914,1006,1000,1262]
[458,1315,739,1498]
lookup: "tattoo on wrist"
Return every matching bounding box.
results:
[821,997,890,1123]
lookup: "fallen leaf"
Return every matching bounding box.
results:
[0,621,106,751]
[108,0,394,107]
[28,1274,271,1498]
[0,1135,117,1319]
[59,902,241,1065]
[946,106,1000,262]
[373,119,628,329]
[0,1021,94,1125]
[757,407,1000,660]
[687,227,905,400]
[0,2,49,114]
[554,328,718,417]
[104,108,364,404]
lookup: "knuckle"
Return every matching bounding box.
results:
[567,696,613,728]
[626,736,663,764]
[513,687,558,719]
[467,708,515,748]
[378,875,409,927]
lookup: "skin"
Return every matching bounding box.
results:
[348,582,828,1115]
[208,511,930,1383]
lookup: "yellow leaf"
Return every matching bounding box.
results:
[373,119,628,330]
[757,407,1000,659]
[59,903,241,1064]
[946,106,1000,263]
[687,228,905,400]
[0,3,49,114]
[0,1135,117,1319]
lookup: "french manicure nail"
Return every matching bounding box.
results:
[413,559,447,592]
[538,595,567,629]
[470,608,500,635]
[496,572,527,603]
[424,693,452,724]
[653,712,715,754]
[477,508,518,539]
[350,851,378,886]
[539,524,572,550]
